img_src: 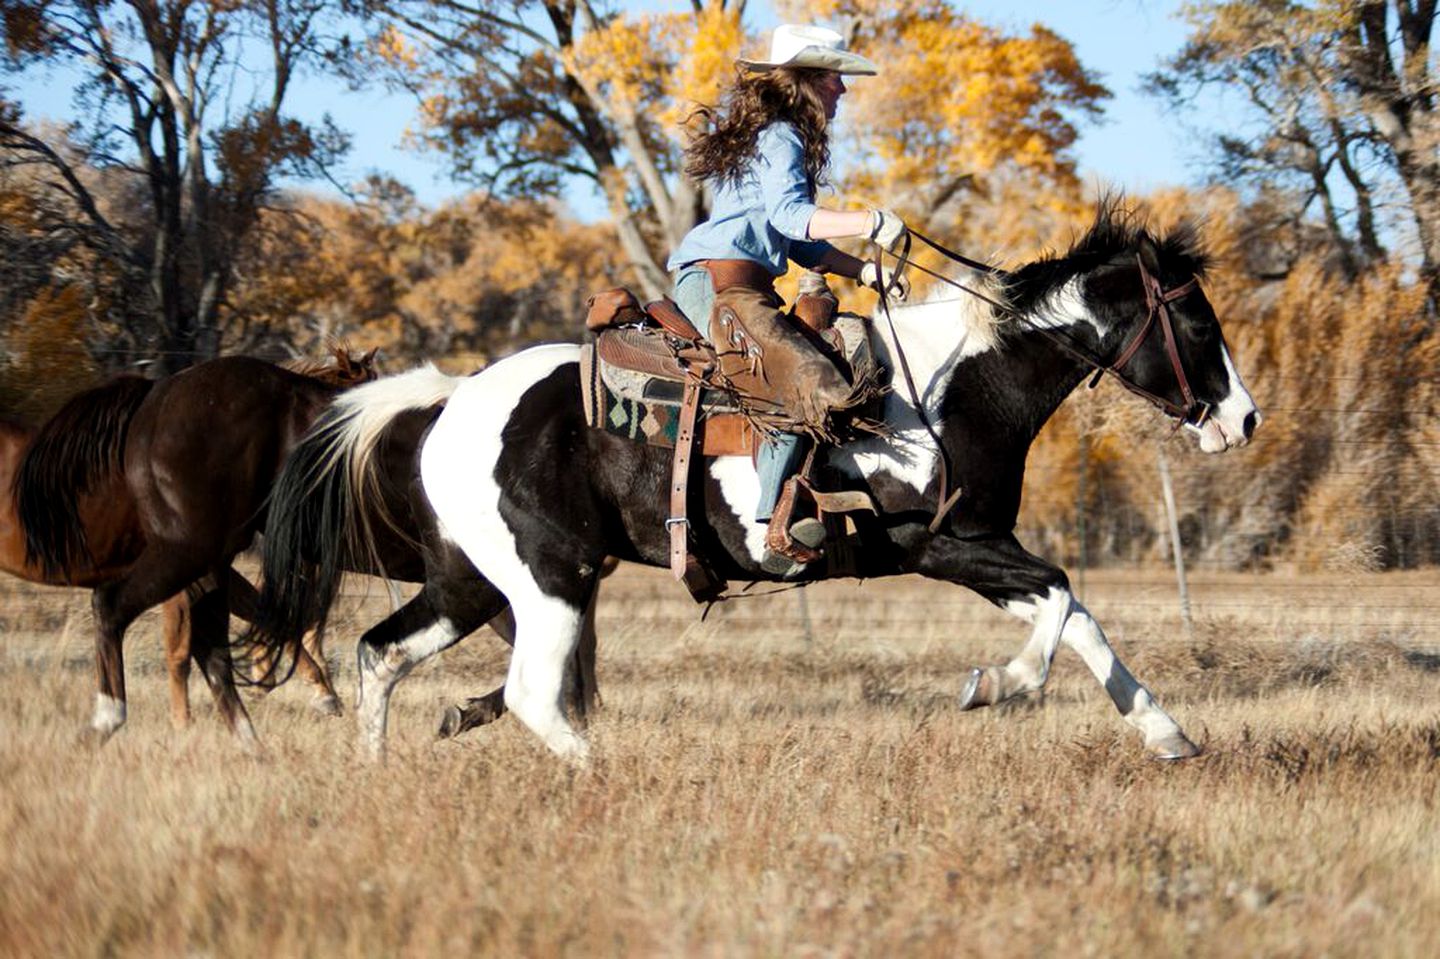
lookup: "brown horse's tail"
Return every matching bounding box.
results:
[12,375,155,579]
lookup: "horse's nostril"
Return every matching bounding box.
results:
[1242,410,1258,440]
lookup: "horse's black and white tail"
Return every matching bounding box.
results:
[246,364,467,677]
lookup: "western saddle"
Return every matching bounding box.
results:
[580,273,879,601]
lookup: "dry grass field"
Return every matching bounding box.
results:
[1,564,1437,957]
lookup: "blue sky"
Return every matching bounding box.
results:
[10,1,1206,215]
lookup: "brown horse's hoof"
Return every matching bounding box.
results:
[310,694,343,717]
[436,705,464,740]
[1147,732,1202,761]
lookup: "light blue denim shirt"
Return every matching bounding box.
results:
[668,122,836,276]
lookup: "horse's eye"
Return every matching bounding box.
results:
[1182,318,1217,344]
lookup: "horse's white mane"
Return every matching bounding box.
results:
[877,270,1011,359]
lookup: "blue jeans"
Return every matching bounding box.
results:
[671,266,803,522]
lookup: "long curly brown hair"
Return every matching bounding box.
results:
[683,68,833,190]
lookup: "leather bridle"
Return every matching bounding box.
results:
[878,229,1213,426]
[1093,256,1210,426]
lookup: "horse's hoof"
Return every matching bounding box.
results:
[310,694,343,718]
[436,705,464,740]
[80,726,117,749]
[958,667,993,711]
[240,738,270,761]
[1147,732,1202,761]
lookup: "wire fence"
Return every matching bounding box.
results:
[1,341,1435,642]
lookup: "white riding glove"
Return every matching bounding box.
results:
[867,208,908,250]
[858,261,911,301]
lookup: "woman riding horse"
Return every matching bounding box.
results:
[669,24,910,576]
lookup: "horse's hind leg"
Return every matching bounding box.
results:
[187,571,260,750]
[501,570,600,763]
[227,568,340,715]
[161,594,193,729]
[356,560,506,760]
[296,628,341,716]
[89,588,130,741]
[435,603,513,739]
[436,595,600,739]
[89,551,199,741]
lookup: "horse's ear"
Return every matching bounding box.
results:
[1137,233,1162,275]
[360,347,378,366]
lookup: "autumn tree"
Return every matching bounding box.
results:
[0,114,133,410]
[354,0,745,300]
[794,1,1108,229]
[1146,1,1440,299]
[225,183,628,366]
[0,0,350,372]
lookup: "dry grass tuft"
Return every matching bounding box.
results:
[1,565,1437,956]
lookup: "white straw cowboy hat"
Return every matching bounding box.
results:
[737,25,878,76]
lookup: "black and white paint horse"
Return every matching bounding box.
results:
[251,205,1258,762]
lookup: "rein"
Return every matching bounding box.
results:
[902,228,1209,422]
[870,227,1211,531]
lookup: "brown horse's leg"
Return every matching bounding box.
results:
[188,571,261,751]
[89,590,129,742]
[297,627,341,716]
[161,594,193,729]
[226,568,340,715]
[88,550,199,743]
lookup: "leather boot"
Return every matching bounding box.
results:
[762,476,827,575]
[711,287,853,436]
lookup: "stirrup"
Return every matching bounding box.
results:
[762,514,827,575]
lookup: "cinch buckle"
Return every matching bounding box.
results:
[665,517,690,530]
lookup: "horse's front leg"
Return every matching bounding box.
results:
[911,532,1199,760]
[1054,600,1199,759]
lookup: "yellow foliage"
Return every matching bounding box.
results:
[370,23,422,72]
[562,1,745,136]
[0,285,101,421]
[660,2,746,129]
[226,191,627,366]
[807,0,1108,218]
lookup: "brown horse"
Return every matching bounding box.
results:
[10,348,375,745]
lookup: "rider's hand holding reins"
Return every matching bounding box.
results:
[859,260,911,300]
[868,208,908,250]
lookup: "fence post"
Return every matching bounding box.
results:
[1156,445,1194,639]
[1076,432,1088,599]
[797,586,815,645]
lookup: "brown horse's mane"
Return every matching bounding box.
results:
[280,345,379,388]
[0,415,31,439]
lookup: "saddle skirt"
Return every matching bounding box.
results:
[580,309,876,458]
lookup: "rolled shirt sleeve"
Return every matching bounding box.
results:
[756,124,818,241]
